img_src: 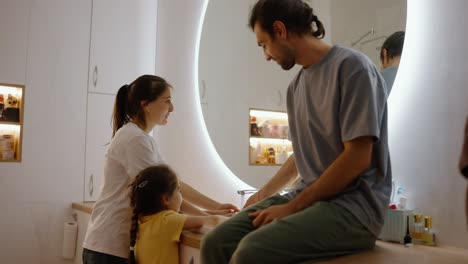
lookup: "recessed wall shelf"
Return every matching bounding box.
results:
[0,83,24,162]
[249,108,292,166]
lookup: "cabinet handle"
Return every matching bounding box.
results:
[89,174,94,197]
[92,65,98,88]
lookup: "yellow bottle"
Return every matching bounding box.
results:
[422,216,436,246]
[411,214,423,243]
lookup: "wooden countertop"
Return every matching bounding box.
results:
[72,202,468,263]
[72,202,94,214]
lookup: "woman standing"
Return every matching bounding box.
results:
[82,75,238,264]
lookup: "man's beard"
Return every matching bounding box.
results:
[278,46,295,70]
[280,59,295,70]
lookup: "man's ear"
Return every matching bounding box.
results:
[382,48,389,64]
[272,21,287,39]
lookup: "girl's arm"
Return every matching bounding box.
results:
[179,200,210,216]
[183,215,227,230]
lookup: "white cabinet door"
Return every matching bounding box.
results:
[88,0,157,95]
[84,93,115,201]
[0,0,31,84]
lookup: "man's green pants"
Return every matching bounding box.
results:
[201,195,376,264]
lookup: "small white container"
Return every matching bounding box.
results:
[275,153,288,164]
[378,208,413,244]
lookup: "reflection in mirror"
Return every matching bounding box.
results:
[199,0,406,188]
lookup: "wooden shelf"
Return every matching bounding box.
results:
[249,136,290,140]
[0,121,20,125]
[250,163,281,166]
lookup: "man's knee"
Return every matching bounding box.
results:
[201,229,217,254]
[200,225,230,255]
[230,236,263,264]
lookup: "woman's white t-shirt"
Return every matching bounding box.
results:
[83,122,164,258]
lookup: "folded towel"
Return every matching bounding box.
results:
[460,117,468,178]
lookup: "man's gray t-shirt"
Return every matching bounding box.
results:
[381,65,398,94]
[284,45,392,236]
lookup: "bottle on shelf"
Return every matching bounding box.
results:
[0,94,4,119]
[267,147,276,164]
[404,215,413,247]
[250,116,261,136]
[0,134,16,161]
[411,214,424,244]
[275,145,288,164]
[422,216,436,246]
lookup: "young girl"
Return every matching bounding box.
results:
[128,165,225,264]
[82,75,238,264]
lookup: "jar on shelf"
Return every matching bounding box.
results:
[0,134,15,151]
[0,94,4,118]
[0,134,15,160]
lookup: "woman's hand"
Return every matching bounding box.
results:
[205,203,240,216]
[217,203,240,212]
[248,203,295,228]
[205,209,235,216]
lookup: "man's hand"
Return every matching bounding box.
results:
[243,192,262,208]
[248,203,296,228]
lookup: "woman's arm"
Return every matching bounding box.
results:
[180,181,239,213]
[183,215,227,230]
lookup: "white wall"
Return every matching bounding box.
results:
[0,0,90,263]
[388,0,468,249]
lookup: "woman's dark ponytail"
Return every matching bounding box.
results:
[112,84,131,137]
